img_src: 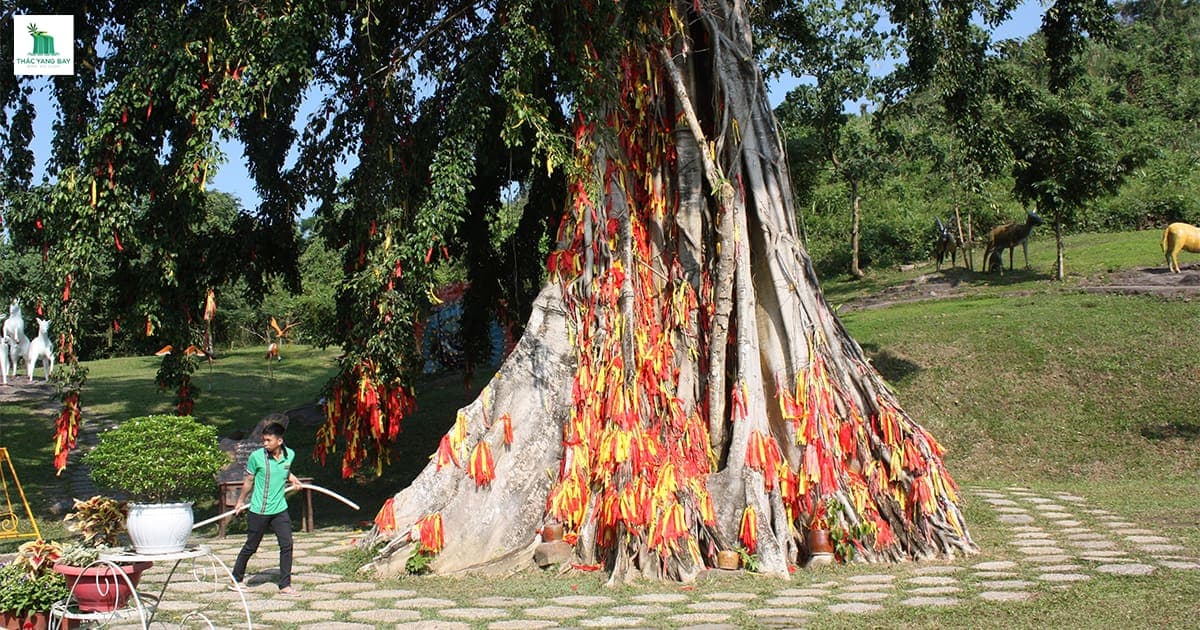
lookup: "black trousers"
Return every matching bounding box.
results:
[232,510,293,588]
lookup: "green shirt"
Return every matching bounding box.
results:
[246,446,294,515]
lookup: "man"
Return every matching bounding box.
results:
[230,421,302,596]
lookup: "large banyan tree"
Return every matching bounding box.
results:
[1,0,976,580]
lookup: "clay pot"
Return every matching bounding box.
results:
[2,610,51,630]
[541,522,564,543]
[805,528,835,566]
[715,550,740,570]
[53,561,153,612]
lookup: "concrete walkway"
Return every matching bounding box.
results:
[91,485,1198,629]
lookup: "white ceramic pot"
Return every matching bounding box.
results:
[127,502,194,554]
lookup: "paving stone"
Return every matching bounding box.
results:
[1055,493,1087,502]
[833,591,890,602]
[526,606,588,618]
[1059,527,1093,535]
[688,601,747,611]
[1037,573,1092,583]
[746,608,814,618]
[260,609,336,623]
[1026,554,1073,564]
[979,591,1034,602]
[316,581,380,593]
[1076,549,1128,557]
[973,560,1018,571]
[394,622,469,630]
[666,613,731,624]
[1096,563,1155,576]
[311,598,376,611]
[291,572,338,584]
[765,595,821,606]
[1101,521,1137,528]
[973,571,1019,578]
[901,596,959,607]
[702,591,758,601]
[810,581,840,588]
[394,597,459,608]
[1049,520,1082,527]
[1014,531,1055,539]
[298,554,342,565]
[1015,546,1065,555]
[1010,526,1045,533]
[1066,532,1107,540]
[1117,528,1157,536]
[611,604,672,615]
[984,498,1019,506]
[1126,535,1171,544]
[552,595,616,606]
[234,598,296,612]
[1072,540,1117,549]
[350,609,422,623]
[1039,564,1082,572]
[1159,560,1200,570]
[999,514,1035,524]
[631,593,690,604]
[353,589,418,599]
[846,574,895,583]
[906,575,958,586]
[308,623,375,630]
[910,586,962,595]
[1081,554,1132,562]
[440,608,510,621]
[777,588,828,597]
[912,565,962,575]
[1140,544,1186,553]
[1024,497,1055,504]
[828,602,883,614]
[474,596,540,607]
[980,579,1036,590]
[994,506,1031,514]
[489,621,559,630]
[579,616,646,628]
[844,583,894,592]
[971,491,1007,498]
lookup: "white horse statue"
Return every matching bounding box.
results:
[2,300,28,378]
[27,318,54,382]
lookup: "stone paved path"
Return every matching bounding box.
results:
[75,485,1198,628]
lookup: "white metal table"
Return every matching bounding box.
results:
[51,545,252,629]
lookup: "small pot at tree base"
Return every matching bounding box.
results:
[716,550,740,570]
[541,522,564,543]
[806,528,834,556]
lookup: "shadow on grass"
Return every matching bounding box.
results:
[859,344,922,385]
[1140,421,1200,441]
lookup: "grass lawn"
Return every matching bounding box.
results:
[1,227,1197,627]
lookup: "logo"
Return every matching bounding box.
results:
[12,15,74,76]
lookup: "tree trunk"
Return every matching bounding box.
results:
[850,179,864,279]
[367,1,975,583]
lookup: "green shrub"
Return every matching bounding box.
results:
[0,560,69,617]
[85,414,229,503]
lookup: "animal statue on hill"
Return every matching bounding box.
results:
[1160,222,1200,273]
[2,300,29,378]
[983,211,1044,273]
[26,318,54,382]
[933,217,964,271]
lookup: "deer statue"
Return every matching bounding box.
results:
[983,210,1044,273]
[26,318,54,382]
[1161,222,1200,273]
[933,217,963,270]
[2,300,28,378]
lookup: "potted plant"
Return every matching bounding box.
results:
[0,540,69,630]
[85,414,229,554]
[804,499,835,566]
[52,497,153,613]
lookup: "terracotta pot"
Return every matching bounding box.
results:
[715,550,740,570]
[2,610,51,630]
[541,522,564,542]
[806,528,834,555]
[53,561,153,612]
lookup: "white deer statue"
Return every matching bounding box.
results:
[27,318,54,382]
[3,300,28,378]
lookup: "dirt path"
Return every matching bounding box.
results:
[839,263,1200,312]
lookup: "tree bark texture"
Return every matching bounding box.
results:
[367,1,975,583]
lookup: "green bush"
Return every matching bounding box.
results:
[85,414,229,503]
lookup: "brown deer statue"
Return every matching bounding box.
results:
[933,217,963,270]
[1161,222,1200,273]
[983,210,1043,273]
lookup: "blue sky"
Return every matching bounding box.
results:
[17,2,1046,213]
